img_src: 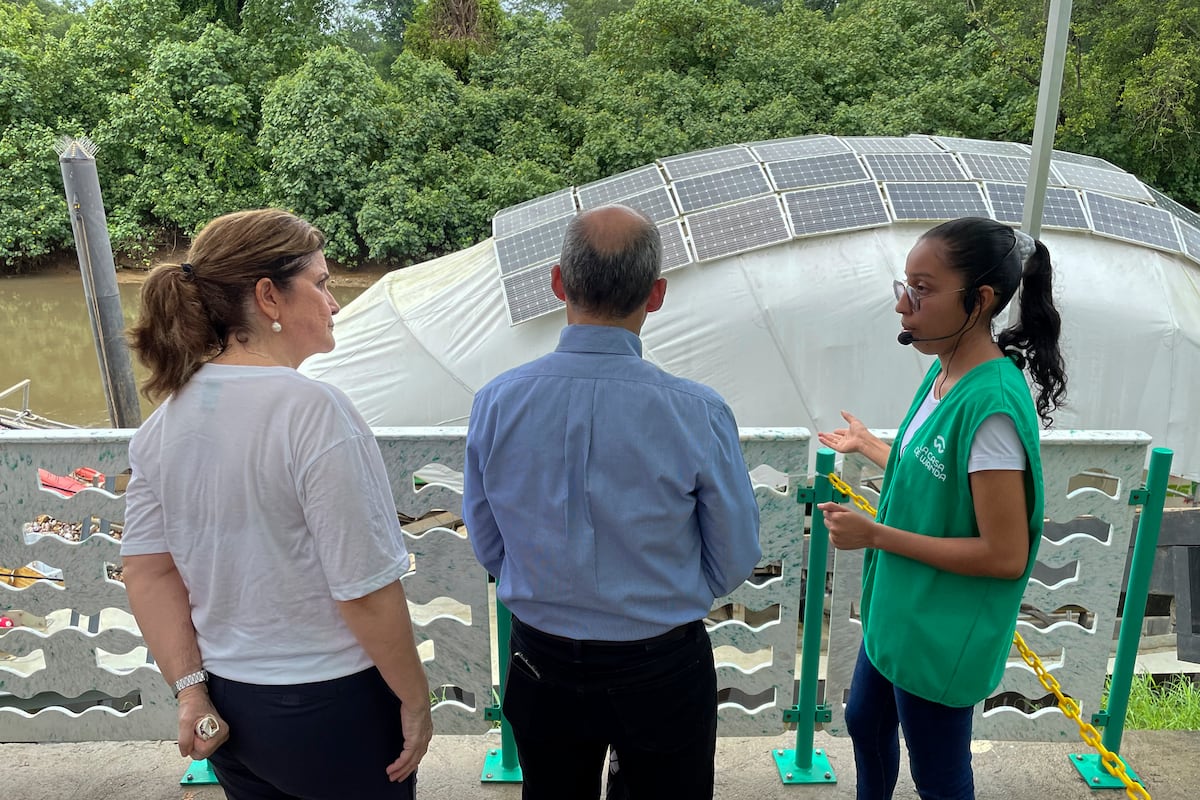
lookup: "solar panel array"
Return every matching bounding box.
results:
[984,183,1090,230]
[673,164,772,213]
[886,182,990,221]
[491,134,1200,325]
[1179,223,1200,265]
[1085,192,1181,252]
[784,182,890,237]
[864,152,965,182]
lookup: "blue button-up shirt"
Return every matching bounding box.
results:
[463,324,761,640]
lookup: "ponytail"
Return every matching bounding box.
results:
[129,263,226,401]
[996,240,1067,427]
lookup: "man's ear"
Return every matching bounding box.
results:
[645,277,667,313]
[551,264,567,302]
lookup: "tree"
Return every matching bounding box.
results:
[98,24,264,244]
[405,0,504,74]
[259,46,393,264]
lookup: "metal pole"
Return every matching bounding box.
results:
[1103,447,1174,753]
[773,448,836,784]
[1022,0,1074,240]
[56,136,142,428]
[481,595,522,781]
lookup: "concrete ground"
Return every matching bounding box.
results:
[3,729,1198,800]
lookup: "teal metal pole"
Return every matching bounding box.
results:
[1103,447,1174,753]
[795,449,834,767]
[496,599,519,771]
[482,595,522,781]
[773,448,836,784]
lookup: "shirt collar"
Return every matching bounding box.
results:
[556,324,643,357]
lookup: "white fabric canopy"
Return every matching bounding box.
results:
[302,226,1200,479]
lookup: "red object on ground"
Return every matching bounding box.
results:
[0,616,14,628]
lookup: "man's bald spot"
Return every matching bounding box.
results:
[573,205,654,257]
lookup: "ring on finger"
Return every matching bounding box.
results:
[195,714,220,740]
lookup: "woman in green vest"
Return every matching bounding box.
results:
[817,217,1067,800]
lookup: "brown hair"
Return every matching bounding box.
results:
[128,209,325,400]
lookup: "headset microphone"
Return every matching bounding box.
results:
[897,314,975,346]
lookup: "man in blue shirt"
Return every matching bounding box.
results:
[464,204,761,799]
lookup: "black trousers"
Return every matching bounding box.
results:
[205,667,415,800]
[503,616,718,800]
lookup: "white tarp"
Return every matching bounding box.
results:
[302,225,1200,479]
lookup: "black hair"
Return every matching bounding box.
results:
[921,217,1067,427]
[558,206,662,318]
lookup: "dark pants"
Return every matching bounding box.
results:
[844,646,975,800]
[205,667,416,800]
[503,616,717,800]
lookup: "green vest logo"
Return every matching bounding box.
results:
[912,437,948,482]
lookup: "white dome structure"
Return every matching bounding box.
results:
[302,134,1200,479]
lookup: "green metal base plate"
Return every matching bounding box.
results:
[773,747,837,785]
[180,758,219,786]
[1070,752,1144,791]
[481,748,523,783]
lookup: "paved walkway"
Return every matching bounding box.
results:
[3,729,1198,799]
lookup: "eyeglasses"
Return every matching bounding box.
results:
[892,279,966,312]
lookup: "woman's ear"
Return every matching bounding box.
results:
[254,277,281,321]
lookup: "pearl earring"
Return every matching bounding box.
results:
[271,321,282,333]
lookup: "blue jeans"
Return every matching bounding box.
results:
[844,645,975,800]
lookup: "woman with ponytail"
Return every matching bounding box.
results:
[120,209,432,799]
[816,217,1066,799]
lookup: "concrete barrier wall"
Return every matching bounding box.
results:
[0,428,1149,743]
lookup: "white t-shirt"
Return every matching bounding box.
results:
[122,365,409,684]
[899,383,1028,472]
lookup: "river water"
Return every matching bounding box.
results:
[0,273,367,427]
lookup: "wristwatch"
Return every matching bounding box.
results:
[172,669,209,697]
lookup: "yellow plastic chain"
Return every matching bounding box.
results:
[824,472,1152,800]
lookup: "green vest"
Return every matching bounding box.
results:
[861,357,1044,707]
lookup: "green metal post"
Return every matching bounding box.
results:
[180,759,219,785]
[481,596,523,782]
[773,447,836,785]
[1071,447,1172,790]
[1105,447,1173,752]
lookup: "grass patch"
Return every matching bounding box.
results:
[1106,673,1200,730]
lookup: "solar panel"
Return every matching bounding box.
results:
[933,137,1029,157]
[494,212,575,276]
[841,136,942,154]
[1054,162,1152,202]
[492,189,575,238]
[783,181,890,237]
[864,152,966,182]
[747,136,850,162]
[611,185,679,223]
[660,145,755,180]
[1147,186,1200,230]
[1179,222,1200,264]
[577,165,666,208]
[501,265,561,325]
[885,182,990,221]
[672,164,773,213]
[1085,192,1181,252]
[959,153,1033,184]
[686,195,790,262]
[659,220,694,273]
[1051,149,1124,171]
[765,152,869,191]
[984,183,1090,229]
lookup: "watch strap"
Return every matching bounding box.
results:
[172,669,209,697]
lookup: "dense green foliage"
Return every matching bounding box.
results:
[1,0,1198,271]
